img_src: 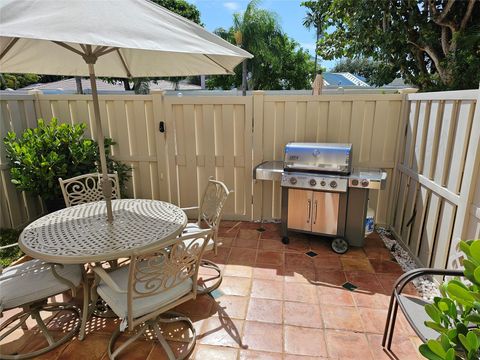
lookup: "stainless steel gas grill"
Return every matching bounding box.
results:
[254,142,387,254]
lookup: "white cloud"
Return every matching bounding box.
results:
[223,2,240,11]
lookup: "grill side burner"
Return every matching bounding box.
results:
[254,142,387,254]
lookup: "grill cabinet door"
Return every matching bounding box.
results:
[287,189,313,232]
[312,191,339,235]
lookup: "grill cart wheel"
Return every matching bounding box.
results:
[282,236,290,244]
[331,237,349,254]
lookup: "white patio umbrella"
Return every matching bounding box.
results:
[0,0,252,222]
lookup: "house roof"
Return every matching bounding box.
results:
[20,77,201,92]
[322,72,369,87]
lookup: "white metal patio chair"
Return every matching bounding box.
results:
[382,268,465,351]
[59,172,123,319]
[90,229,212,360]
[181,178,232,294]
[0,244,83,360]
[58,172,121,208]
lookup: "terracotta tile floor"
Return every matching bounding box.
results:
[1,222,423,359]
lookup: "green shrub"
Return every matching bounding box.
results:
[0,228,23,267]
[3,118,130,201]
[420,239,480,360]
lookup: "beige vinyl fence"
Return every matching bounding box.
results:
[1,89,478,271]
[390,90,479,269]
[1,90,404,229]
[253,92,404,225]
[1,94,45,228]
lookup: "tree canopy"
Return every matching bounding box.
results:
[302,0,480,91]
[207,0,315,90]
[0,73,40,90]
[154,0,202,25]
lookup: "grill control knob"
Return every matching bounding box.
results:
[309,179,317,186]
[351,179,359,186]
[289,177,298,185]
[361,179,369,187]
[330,180,337,189]
[320,180,326,187]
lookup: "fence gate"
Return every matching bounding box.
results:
[391,90,479,269]
[159,93,253,221]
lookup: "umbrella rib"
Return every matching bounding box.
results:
[115,49,132,78]
[93,46,108,56]
[0,37,19,61]
[203,54,232,74]
[53,41,85,57]
[96,47,118,57]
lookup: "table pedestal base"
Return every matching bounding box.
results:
[92,298,117,318]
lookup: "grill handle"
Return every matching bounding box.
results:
[313,200,318,224]
[307,199,311,223]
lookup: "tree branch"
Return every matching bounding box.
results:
[408,37,446,82]
[413,48,428,75]
[460,0,475,31]
[424,45,447,83]
[428,0,457,32]
[436,0,455,22]
[407,40,425,52]
[440,26,450,55]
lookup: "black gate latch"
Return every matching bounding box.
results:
[159,121,165,133]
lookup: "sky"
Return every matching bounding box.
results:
[188,0,337,70]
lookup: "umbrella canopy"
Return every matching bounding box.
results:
[0,0,251,76]
[0,0,252,222]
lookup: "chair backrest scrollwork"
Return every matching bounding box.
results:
[126,229,211,327]
[198,179,232,231]
[59,172,120,207]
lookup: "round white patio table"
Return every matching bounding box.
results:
[19,199,187,264]
[18,199,188,340]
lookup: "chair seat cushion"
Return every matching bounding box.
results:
[182,224,214,252]
[97,263,193,320]
[397,294,438,341]
[0,259,82,310]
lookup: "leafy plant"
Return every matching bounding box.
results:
[420,239,480,360]
[3,118,130,202]
[301,0,480,91]
[0,228,23,267]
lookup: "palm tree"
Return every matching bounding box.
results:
[232,0,282,94]
[303,2,324,75]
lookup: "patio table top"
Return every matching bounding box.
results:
[19,199,187,264]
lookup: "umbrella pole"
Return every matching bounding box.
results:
[88,63,114,223]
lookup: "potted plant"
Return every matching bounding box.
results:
[420,239,480,360]
[3,118,130,212]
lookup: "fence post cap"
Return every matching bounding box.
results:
[253,90,265,95]
[150,90,166,95]
[398,88,419,94]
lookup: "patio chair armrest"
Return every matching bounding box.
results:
[178,227,213,241]
[181,206,199,212]
[0,242,19,250]
[90,265,126,294]
[394,268,464,295]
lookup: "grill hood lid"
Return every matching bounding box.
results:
[284,142,352,174]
